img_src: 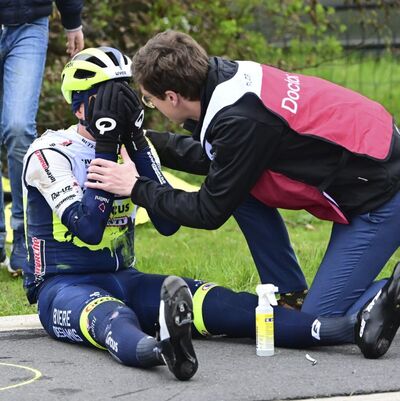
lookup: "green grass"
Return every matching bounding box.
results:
[0,269,36,316]
[2,55,399,316]
[3,207,399,317]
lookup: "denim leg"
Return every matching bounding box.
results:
[1,18,48,232]
[233,194,307,293]
[302,190,400,317]
[0,164,4,246]
[0,28,6,239]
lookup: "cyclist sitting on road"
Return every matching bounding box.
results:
[21,47,400,382]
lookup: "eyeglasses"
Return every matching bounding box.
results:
[141,94,155,109]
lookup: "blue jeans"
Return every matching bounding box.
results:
[0,17,49,244]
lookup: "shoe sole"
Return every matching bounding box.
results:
[375,262,400,357]
[358,262,400,359]
[160,276,198,380]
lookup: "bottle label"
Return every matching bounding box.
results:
[256,312,274,351]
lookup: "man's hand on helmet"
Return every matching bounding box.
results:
[87,80,128,154]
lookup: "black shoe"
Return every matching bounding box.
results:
[355,262,400,359]
[158,276,198,381]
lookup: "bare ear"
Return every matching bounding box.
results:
[74,103,85,119]
[165,90,178,106]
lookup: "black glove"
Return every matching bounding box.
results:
[118,82,148,156]
[87,80,127,154]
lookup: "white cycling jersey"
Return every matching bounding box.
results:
[23,125,137,299]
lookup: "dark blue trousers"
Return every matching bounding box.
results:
[37,268,356,368]
[234,195,307,293]
[234,193,400,317]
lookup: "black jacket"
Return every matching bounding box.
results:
[133,57,400,229]
[0,0,83,29]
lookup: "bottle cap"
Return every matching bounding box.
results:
[256,284,279,306]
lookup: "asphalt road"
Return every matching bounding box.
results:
[0,329,399,401]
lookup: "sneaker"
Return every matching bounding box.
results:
[355,262,400,359]
[0,246,20,277]
[158,276,198,381]
[0,247,10,271]
[9,230,26,276]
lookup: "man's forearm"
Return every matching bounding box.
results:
[132,147,180,236]
[146,130,210,175]
[131,177,229,230]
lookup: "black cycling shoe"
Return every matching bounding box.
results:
[355,262,400,359]
[158,276,198,381]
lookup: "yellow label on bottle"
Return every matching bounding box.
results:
[256,312,274,350]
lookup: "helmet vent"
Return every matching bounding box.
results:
[86,56,107,68]
[105,51,120,67]
[74,69,96,79]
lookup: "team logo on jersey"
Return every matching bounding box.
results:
[32,237,46,280]
[51,185,73,201]
[200,283,217,292]
[81,158,92,166]
[105,331,119,353]
[80,136,95,148]
[95,195,110,204]
[95,117,117,135]
[95,195,109,213]
[34,150,56,183]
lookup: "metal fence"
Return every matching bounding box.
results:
[307,1,400,119]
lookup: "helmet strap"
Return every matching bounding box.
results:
[72,87,98,135]
[80,92,93,134]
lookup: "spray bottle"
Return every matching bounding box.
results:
[256,284,279,356]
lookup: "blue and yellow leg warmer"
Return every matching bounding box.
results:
[192,282,258,338]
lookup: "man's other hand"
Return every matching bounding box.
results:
[66,29,84,57]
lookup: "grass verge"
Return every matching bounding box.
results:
[2,207,398,317]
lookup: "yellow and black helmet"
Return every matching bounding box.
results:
[61,46,132,104]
